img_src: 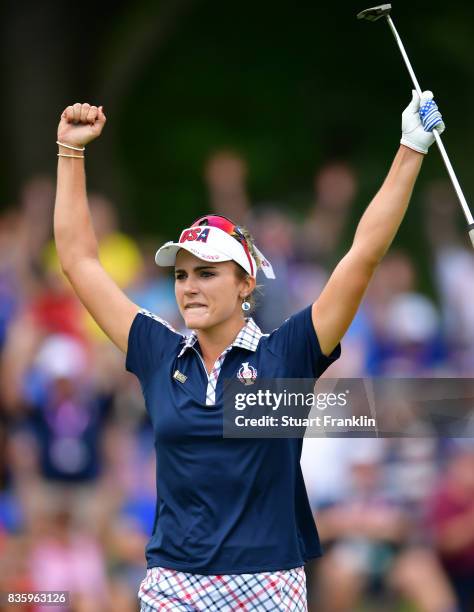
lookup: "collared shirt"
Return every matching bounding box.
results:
[177,317,263,405]
[126,305,341,574]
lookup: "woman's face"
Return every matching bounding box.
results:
[174,250,254,330]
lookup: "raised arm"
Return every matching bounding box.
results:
[54,103,139,352]
[312,91,445,355]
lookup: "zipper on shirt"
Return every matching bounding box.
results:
[191,345,217,406]
[191,346,211,380]
[190,344,234,406]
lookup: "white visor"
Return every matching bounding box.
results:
[155,226,275,279]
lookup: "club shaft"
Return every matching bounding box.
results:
[385,15,474,238]
[386,16,422,97]
[432,130,474,226]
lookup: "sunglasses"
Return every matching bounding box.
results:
[191,214,246,243]
[191,214,255,276]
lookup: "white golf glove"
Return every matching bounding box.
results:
[400,90,445,154]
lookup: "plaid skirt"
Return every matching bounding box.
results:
[138,565,308,611]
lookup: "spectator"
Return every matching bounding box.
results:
[428,443,474,611]
[204,149,251,222]
[299,161,358,268]
[314,440,456,612]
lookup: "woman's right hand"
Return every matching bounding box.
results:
[57,103,106,148]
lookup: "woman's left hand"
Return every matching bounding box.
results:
[400,90,445,154]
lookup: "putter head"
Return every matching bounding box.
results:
[357,4,392,21]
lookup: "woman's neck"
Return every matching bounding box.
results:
[196,315,246,371]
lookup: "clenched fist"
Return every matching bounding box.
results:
[57,103,106,148]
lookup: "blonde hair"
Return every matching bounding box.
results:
[234,226,262,312]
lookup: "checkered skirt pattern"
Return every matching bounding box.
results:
[138,566,307,611]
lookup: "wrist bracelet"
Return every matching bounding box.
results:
[56,140,85,152]
[57,153,84,159]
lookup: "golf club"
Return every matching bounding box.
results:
[357,4,474,248]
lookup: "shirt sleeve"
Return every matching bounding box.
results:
[266,305,341,378]
[126,310,182,386]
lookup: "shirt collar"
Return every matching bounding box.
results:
[178,317,263,358]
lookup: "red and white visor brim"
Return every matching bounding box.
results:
[155,226,275,279]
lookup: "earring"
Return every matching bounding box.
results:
[242,300,251,312]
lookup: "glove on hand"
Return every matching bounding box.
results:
[400,90,445,154]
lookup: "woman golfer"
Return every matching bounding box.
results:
[54,91,444,611]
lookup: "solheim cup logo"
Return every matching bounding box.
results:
[237,362,257,385]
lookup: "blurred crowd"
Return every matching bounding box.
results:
[0,151,473,611]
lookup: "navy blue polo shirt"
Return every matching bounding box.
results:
[126,305,340,574]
